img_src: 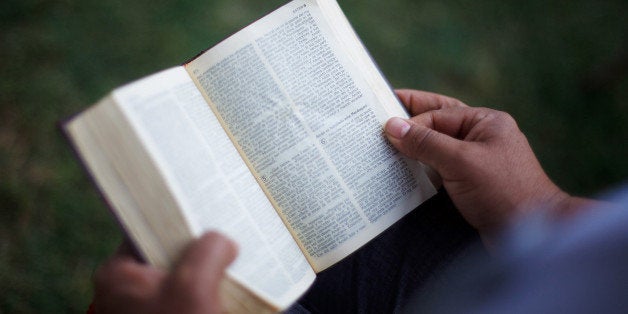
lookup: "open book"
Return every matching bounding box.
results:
[64,0,437,312]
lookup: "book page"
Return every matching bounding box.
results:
[112,67,314,309]
[186,0,436,271]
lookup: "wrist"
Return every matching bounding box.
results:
[552,195,604,218]
[479,186,569,249]
[519,187,593,224]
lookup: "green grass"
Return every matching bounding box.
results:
[1,0,627,312]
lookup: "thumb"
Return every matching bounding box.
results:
[385,117,462,172]
[169,232,238,303]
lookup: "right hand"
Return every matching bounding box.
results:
[385,89,570,241]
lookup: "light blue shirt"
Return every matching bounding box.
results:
[407,183,628,313]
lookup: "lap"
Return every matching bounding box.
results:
[289,190,481,313]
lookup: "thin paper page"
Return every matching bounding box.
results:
[186,0,436,271]
[113,67,314,308]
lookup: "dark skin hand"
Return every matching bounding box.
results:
[92,232,237,314]
[92,89,600,313]
[385,89,597,243]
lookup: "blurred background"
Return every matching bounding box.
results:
[1,0,626,312]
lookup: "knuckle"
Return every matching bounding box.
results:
[495,110,516,125]
[486,109,516,128]
[474,108,519,133]
[408,126,432,157]
[447,96,468,108]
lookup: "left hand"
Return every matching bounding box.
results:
[92,232,237,314]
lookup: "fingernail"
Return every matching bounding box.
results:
[386,117,411,139]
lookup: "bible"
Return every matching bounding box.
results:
[64,0,437,312]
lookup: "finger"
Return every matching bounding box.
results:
[385,107,506,170]
[395,89,467,116]
[170,232,238,300]
[385,117,464,172]
[97,245,156,287]
[410,107,500,141]
[94,254,165,304]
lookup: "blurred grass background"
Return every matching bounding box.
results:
[1,0,626,312]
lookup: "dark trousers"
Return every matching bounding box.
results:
[288,190,481,313]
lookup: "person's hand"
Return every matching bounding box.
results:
[385,89,574,242]
[92,232,237,314]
